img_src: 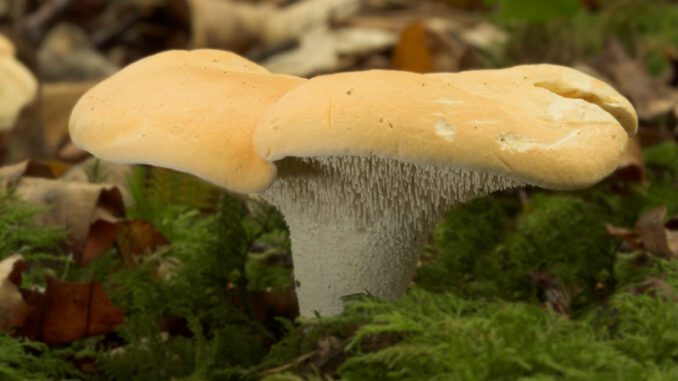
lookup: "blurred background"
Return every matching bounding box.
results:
[1,0,678,164]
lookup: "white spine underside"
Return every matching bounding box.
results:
[261,156,521,316]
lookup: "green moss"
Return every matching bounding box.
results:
[417,193,623,313]
[417,196,516,296]
[318,289,678,381]
[644,142,678,214]
[0,334,91,381]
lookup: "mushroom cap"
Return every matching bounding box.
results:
[254,65,637,189]
[0,35,37,132]
[69,50,305,193]
[0,34,15,56]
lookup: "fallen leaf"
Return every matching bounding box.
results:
[262,27,395,76]
[116,220,169,268]
[18,276,124,344]
[61,157,134,206]
[0,160,55,188]
[57,141,89,162]
[11,177,125,261]
[636,206,678,258]
[0,254,32,332]
[191,0,363,54]
[81,220,120,265]
[392,21,433,73]
[614,136,646,184]
[250,289,298,324]
[592,39,678,121]
[604,223,641,249]
[0,41,37,133]
[38,23,118,82]
[41,81,96,155]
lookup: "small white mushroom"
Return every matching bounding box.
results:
[0,34,37,132]
[69,52,637,317]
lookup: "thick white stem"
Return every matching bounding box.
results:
[283,208,429,316]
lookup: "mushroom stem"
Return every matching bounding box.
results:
[277,204,430,317]
[261,156,521,316]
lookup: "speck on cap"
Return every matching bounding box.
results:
[69,50,305,193]
[254,66,637,189]
[0,34,37,132]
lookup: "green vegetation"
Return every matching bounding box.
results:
[0,142,676,380]
[488,0,678,74]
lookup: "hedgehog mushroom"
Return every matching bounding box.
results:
[0,34,37,132]
[253,65,636,316]
[69,50,304,191]
[69,52,637,317]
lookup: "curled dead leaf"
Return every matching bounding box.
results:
[614,136,646,184]
[392,21,433,73]
[11,177,125,261]
[0,160,55,188]
[41,81,96,155]
[18,276,124,344]
[0,254,32,332]
[116,220,169,269]
[593,39,678,121]
[636,207,678,259]
[608,207,678,258]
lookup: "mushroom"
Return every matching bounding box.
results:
[69,51,637,316]
[0,34,37,132]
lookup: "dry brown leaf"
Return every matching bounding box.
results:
[614,136,646,184]
[392,21,433,73]
[263,27,395,76]
[11,177,125,261]
[250,289,298,324]
[57,141,89,162]
[38,23,118,82]
[61,157,134,206]
[0,42,37,133]
[426,22,483,72]
[116,220,169,268]
[635,206,678,258]
[190,0,271,51]
[18,276,124,344]
[41,81,95,155]
[391,19,482,74]
[0,254,32,332]
[81,220,120,265]
[604,223,641,249]
[190,0,361,51]
[606,207,678,257]
[0,160,55,188]
[593,39,678,121]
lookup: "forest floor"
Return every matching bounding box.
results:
[1,0,678,380]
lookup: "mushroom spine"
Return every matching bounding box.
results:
[261,155,521,316]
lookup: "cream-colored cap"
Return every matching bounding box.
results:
[0,34,37,132]
[255,65,637,189]
[69,50,305,193]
